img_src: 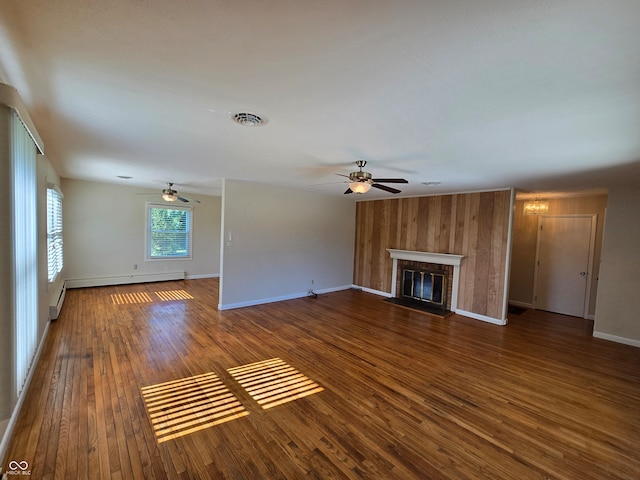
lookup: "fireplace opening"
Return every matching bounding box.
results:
[401,268,447,309]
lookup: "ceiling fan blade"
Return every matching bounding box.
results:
[335,173,351,179]
[371,178,408,183]
[343,188,353,195]
[372,183,401,194]
[308,181,348,186]
[177,196,201,203]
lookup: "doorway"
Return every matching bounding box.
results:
[533,215,596,318]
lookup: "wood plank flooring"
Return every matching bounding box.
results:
[3,278,640,479]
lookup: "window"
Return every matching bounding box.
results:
[146,203,192,259]
[47,186,63,282]
[11,110,38,397]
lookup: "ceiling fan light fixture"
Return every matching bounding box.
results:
[162,192,177,202]
[349,181,372,194]
[162,183,178,202]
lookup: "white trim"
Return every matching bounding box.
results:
[456,309,508,326]
[46,181,63,198]
[218,285,352,310]
[66,271,185,289]
[185,273,219,280]
[593,331,640,348]
[355,187,513,203]
[387,249,464,311]
[508,300,533,309]
[387,249,464,266]
[352,285,510,327]
[0,83,44,153]
[500,188,516,324]
[0,320,50,465]
[352,285,393,298]
[145,202,193,261]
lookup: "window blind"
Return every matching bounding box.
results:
[47,187,63,282]
[146,204,192,259]
[11,110,38,397]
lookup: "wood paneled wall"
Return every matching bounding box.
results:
[354,190,512,319]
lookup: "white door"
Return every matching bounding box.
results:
[534,215,596,317]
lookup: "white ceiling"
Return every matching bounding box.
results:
[1,0,639,199]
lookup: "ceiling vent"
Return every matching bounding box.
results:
[229,111,268,127]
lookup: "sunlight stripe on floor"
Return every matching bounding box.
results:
[155,290,194,301]
[141,372,248,442]
[227,358,323,409]
[110,292,154,304]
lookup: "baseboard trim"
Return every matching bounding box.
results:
[456,309,508,326]
[351,285,392,298]
[351,286,506,325]
[0,320,51,467]
[218,285,352,311]
[508,300,533,309]
[185,273,219,280]
[593,331,640,348]
[66,271,186,289]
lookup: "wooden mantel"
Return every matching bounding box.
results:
[387,249,465,311]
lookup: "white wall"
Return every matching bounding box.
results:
[219,179,355,309]
[594,184,640,346]
[62,179,221,285]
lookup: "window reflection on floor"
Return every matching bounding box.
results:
[111,292,154,304]
[227,358,324,409]
[111,289,193,305]
[141,372,249,443]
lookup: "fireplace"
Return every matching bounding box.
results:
[387,249,464,316]
[401,267,447,309]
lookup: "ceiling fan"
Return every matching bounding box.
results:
[161,183,201,203]
[338,161,408,194]
[138,183,201,203]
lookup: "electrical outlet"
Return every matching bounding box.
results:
[133,264,138,270]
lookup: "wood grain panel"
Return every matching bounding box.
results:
[354,190,512,319]
[3,279,640,479]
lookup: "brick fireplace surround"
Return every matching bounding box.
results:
[387,249,464,312]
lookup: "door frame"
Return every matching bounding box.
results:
[532,214,597,318]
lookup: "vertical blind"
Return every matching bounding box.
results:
[47,187,63,282]
[11,110,38,398]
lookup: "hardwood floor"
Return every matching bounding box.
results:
[3,278,640,479]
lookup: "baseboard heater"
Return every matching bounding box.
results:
[65,271,186,289]
[49,281,67,320]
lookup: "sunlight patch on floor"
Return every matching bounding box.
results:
[110,292,154,304]
[155,289,194,301]
[111,290,194,304]
[141,372,249,443]
[227,358,324,409]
